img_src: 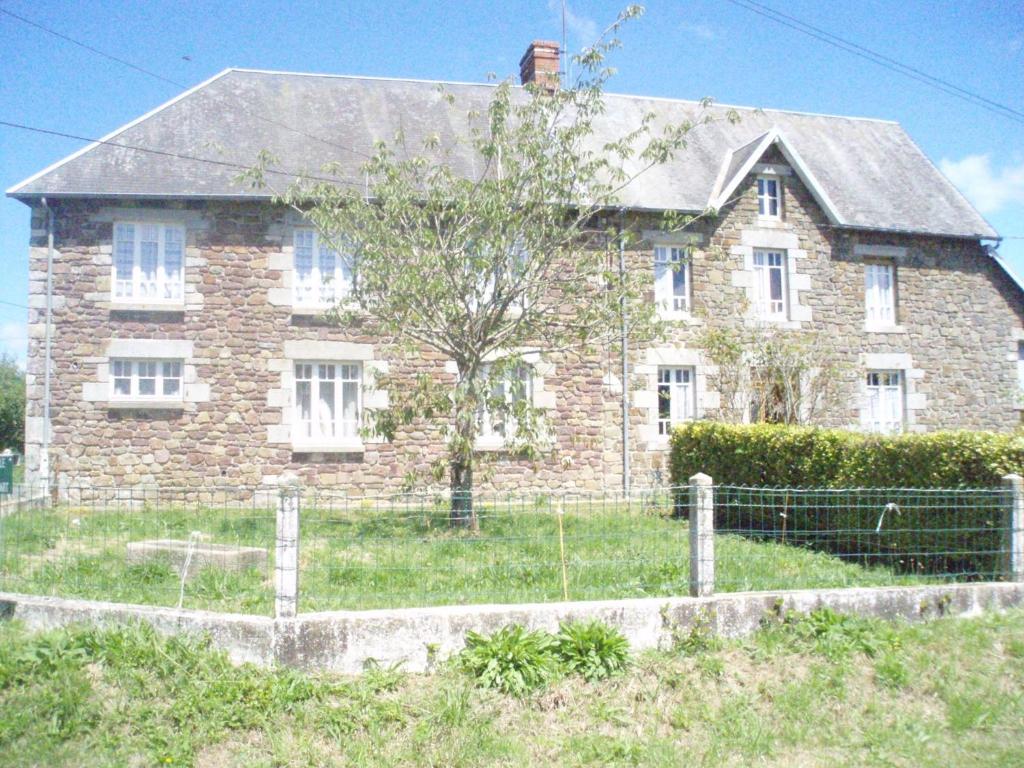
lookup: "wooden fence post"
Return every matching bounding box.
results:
[689,473,715,597]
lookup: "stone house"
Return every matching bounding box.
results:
[8,43,1024,493]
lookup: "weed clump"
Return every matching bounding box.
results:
[555,620,631,682]
[459,625,559,696]
[459,620,632,694]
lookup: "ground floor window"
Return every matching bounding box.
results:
[478,364,532,441]
[110,359,182,400]
[657,366,695,435]
[863,370,903,434]
[294,362,361,443]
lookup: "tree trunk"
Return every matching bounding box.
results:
[449,458,476,530]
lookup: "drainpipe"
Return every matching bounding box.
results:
[619,209,630,498]
[39,198,54,494]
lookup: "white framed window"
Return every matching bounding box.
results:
[757,176,780,218]
[110,359,183,400]
[752,249,788,319]
[293,229,353,307]
[863,371,903,434]
[112,223,185,303]
[865,261,896,327]
[653,246,690,314]
[657,367,695,436]
[478,364,532,442]
[293,362,361,444]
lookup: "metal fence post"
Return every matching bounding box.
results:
[275,484,301,619]
[1002,474,1024,582]
[689,473,715,597]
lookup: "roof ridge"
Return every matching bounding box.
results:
[226,67,901,125]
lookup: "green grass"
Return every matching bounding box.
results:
[1,499,936,615]
[1,609,1023,766]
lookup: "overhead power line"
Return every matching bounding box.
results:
[0,119,363,190]
[723,0,1024,126]
[0,6,374,160]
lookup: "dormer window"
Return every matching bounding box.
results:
[757,176,780,219]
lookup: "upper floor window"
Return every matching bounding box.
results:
[478,364,532,443]
[113,223,185,303]
[757,176,780,219]
[657,366,695,436]
[863,371,903,434]
[293,362,361,444]
[110,359,182,401]
[865,261,896,328]
[294,229,353,308]
[653,246,690,314]
[752,249,787,319]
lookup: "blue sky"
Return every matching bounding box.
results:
[1,0,1022,367]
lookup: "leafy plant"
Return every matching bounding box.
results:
[459,624,559,696]
[770,608,901,661]
[554,620,631,682]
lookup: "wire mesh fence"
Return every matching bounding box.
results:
[0,480,1018,615]
[297,488,686,612]
[0,484,277,615]
[711,485,1012,590]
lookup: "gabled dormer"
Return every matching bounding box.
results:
[707,127,844,226]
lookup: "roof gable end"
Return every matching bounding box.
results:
[707,127,845,225]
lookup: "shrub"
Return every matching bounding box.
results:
[669,422,1024,489]
[459,625,559,696]
[669,423,1023,577]
[554,620,631,681]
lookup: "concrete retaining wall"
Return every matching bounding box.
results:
[3,582,1022,674]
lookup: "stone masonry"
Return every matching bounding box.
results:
[21,151,1024,493]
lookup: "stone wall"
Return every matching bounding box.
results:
[21,156,1024,493]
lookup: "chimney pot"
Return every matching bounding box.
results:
[519,40,560,90]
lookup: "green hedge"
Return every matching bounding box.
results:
[668,423,1023,578]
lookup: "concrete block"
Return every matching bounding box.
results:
[126,539,268,579]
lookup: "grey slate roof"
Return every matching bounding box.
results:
[7,68,997,239]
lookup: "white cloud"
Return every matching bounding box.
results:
[680,21,716,41]
[0,321,27,368]
[547,0,598,47]
[939,154,1024,214]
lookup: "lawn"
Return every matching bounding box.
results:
[0,496,936,615]
[1,608,1022,766]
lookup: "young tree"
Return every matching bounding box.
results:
[0,355,25,455]
[245,6,728,525]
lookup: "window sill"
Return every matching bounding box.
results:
[290,305,335,317]
[755,217,785,227]
[749,315,797,328]
[658,310,701,325]
[474,437,512,453]
[109,301,186,313]
[105,399,184,410]
[291,440,365,454]
[290,301,360,317]
[864,323,906,334]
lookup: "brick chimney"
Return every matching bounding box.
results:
[519,40,560,90]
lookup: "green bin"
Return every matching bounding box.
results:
[0,455,14,495]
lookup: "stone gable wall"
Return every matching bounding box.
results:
[21,160,1024,493]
